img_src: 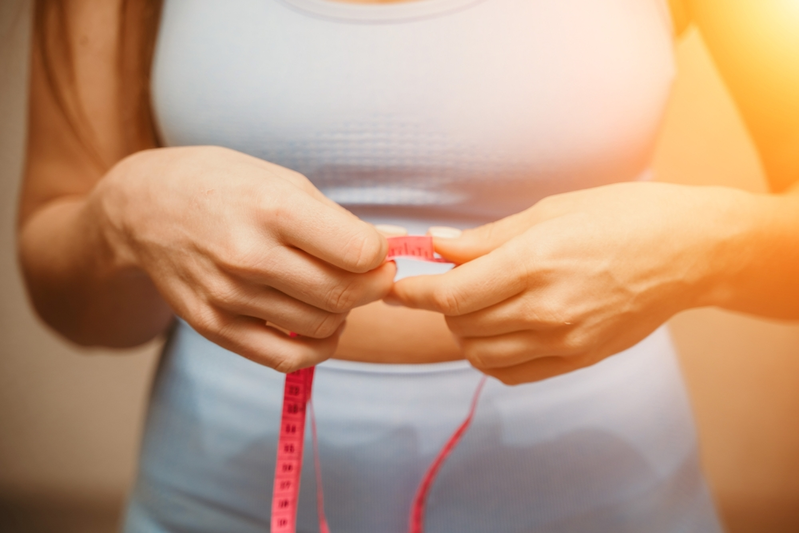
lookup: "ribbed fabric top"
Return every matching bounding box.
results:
[152,0,675,229]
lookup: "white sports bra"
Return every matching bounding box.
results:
[152,0,675,229]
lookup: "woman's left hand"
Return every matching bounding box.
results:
[386,181,747,384]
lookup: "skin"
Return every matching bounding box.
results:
[18,0,799,381]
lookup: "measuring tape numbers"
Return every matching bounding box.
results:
[270,366,315,533]
[271,235,485,533]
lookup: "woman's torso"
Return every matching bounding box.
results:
[124,1,724,531]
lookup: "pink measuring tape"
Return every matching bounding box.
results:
[271,235,487,533]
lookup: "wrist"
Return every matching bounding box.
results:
[85,150,153,275]
[690,186,789,310]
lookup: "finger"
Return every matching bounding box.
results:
[229,247,397,313]
[194,311,343,372]
[386,245,525,315]
[271,257,396,313]
[206,280,347,339]
[240,155,388,271]
[460,329,577,370]
[478,353,598,386]
[427,192,582,264]
[427,209,534,264]
[270,189,388,273]
[446,294,568,338]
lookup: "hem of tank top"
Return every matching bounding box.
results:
[276,0,487,24]
[320,357,473,374]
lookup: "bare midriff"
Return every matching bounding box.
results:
[334,301,463,363]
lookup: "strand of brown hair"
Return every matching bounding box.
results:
[33,0,164,172]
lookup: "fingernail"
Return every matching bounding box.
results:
[427,226,462,239]
[375,224,408,236]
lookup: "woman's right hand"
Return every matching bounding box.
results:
[90,146,396,372]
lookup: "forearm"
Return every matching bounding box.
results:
[699,184,799,319]
[18,190,172,347]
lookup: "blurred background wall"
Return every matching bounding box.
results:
[1,1,798,531]
[0,3,161,531]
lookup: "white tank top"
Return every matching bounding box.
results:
[124,2,724,532]
[151,0,675,229]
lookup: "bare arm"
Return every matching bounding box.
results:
[18,0,170,346]
[688,0,799,317]
[18,0,395,371]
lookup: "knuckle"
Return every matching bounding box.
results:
[273,338,338,373]
[503,245,534,294]
[259,188,296,237]
[272,351,303,374]
[284,168,307,182]
[531,194,565,219]
[190,306,224,340]
[269,339,315,374]
[517,297,543,325]
[534,300,574,329]
[463,342,492,371]
[533,194,557,212]
[341,231,384,273]
[271,193,296,228]
[325,279,359,313]
[250,249,282,279]
[220,239,282,281]
[203,277,240,306]
[431,285,463,315]
[214,316,240,346]
[217,237,256,272]
[282,168,315,189]
[561,329,591,353]
[309,312,346,339]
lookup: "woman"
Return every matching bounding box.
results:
[19,0,799,531]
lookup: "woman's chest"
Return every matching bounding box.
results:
[152,0,675,222]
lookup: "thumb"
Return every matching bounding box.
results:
[428,210,533,264]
